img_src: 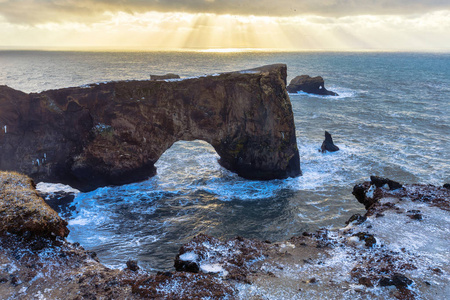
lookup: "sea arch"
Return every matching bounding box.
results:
[0,64,300,192]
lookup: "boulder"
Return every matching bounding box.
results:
[0,64,301,191]
[287,75,338,96]
[0,171,69,238]
[150,73,180,80]
[320,131,339,153]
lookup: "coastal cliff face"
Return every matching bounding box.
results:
[0,64,300,191]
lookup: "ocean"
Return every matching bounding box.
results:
[1,50,449,272]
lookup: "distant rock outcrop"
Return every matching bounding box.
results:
[287,75,338,96]
[0,64,301,191]
[150,73,180,80]
[320,131,339,153]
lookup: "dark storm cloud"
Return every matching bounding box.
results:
[1,0,449,24]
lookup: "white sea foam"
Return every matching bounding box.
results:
[179,252,198,262]
[200,263,227,276]
[288,86,356,99]
[36,182,80,195]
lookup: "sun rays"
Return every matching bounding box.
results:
[0,10,449,51]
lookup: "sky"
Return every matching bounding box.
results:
[1,0,450,51]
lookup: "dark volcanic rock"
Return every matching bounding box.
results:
[379,273,413,288]
[287,75,338,96]
[132,272,236,299]
[126,260,140,272]
[352,232,377,247]
[0,64,301,191]
[150,73,180,80]
[175,234,267,282]
[370,176,403,190]
[320,131,340,153]
[353,177,405,209]
[38,189,78,215]
[345,214,367,225]
[174,259,200,273]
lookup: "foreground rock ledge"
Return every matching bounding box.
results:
[0,171,68,238]
[1,173,448,299]
[0,64,300,192]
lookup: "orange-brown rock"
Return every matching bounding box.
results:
[0,64,300,191]
[0,171,69,238]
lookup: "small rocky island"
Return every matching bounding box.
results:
[0,171,448,299]
[0,64,300,192]
[287,75,338,96]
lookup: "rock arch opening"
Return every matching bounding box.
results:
[0,64,301,192]
[155,140,223,182]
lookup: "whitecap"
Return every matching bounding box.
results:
[179,252,198,262]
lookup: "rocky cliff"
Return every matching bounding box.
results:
[0,64,300,191]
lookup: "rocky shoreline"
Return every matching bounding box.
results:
[1,171,448,299]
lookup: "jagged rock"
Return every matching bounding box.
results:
[150,73,180,80]
[126,260,140,272]
[379,273,413,288]
[352,232,377,247]
[345,214,367,225]
[359,277,374,287]
[370,176,403,190]
[353,176,404,209]
[287,75,338,96]
[0,171,69,238]
[0,64,301,191]
[320,131,340,153]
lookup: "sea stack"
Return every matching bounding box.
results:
[0,64,301,191]
[320,131,340,153]
[287,75,338,96]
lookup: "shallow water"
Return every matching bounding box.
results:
[1,50,449,271]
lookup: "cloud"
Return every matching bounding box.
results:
[1,0,450,25]
[1,10,449,51]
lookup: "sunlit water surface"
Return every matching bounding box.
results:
[1,51,449,271]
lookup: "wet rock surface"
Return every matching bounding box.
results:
[0,64,300,192]
[174,178,449,299]
[287,75,338,96]
[1,173,448,299]
[0,172,240,299]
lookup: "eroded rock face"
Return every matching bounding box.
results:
[287,75,338,96]
[0,64,301,191]
[0,171,69,238]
